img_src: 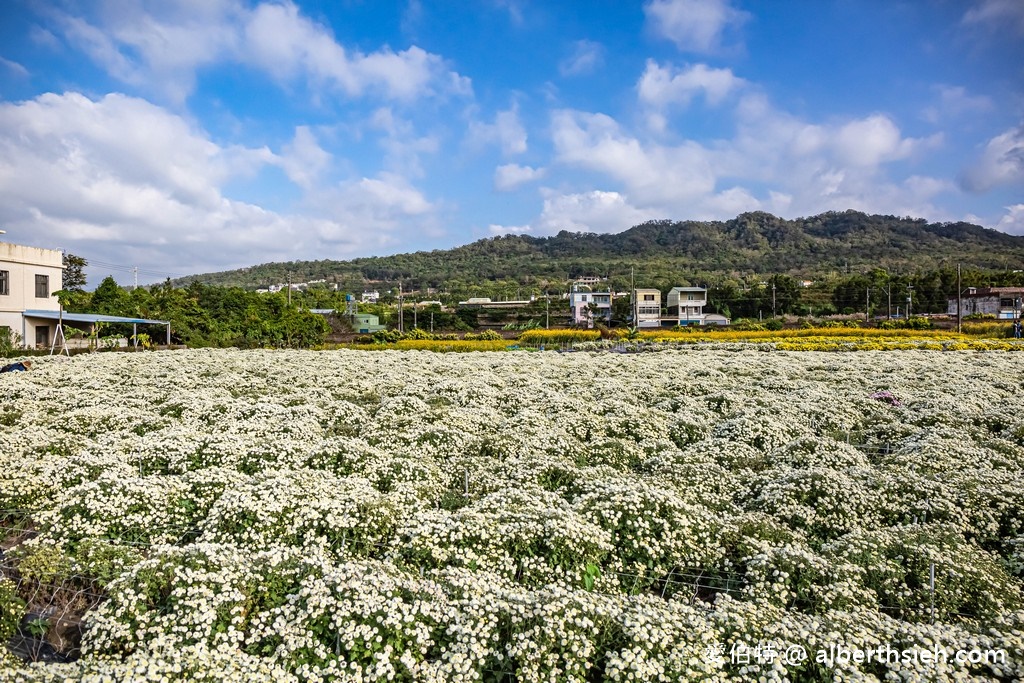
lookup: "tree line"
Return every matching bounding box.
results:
[58,252,1023,349]
[60,259,329,348]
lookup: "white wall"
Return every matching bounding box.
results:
[0,242,64,348]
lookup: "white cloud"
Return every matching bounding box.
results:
[242,2,469,101]
[467,105,528,156]
[559,40,604,77]
[534,190,660,235]
[54,1,240,105]
[921,85,993,124]
[542,93,953,232]
[488,224,532,235]
[963,0,1024,34]
[551,109,715,205]
[0,92,439,276]
[279,126,331,189]
[831,115,930,168]
[644,0,749,53]
[492,0,526,26]
[637,60,745,110]
[0,56,29,78]
[494,164,545,191]
[368,107,440,177]
[996,204,1024,234]
[51,0,470,105]
[960,124,1024,192]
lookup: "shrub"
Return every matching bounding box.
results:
[0,577,25,643]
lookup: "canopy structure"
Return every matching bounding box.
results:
[23,309,171,354]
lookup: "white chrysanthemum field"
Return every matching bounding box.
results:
[1,348,1022,682]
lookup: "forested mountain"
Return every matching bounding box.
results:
[178,211,1024,293]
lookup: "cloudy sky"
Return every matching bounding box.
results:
[1,0,1022,285]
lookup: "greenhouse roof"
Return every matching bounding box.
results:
[23,310,169,325]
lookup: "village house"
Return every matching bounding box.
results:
[666,286,707,325]
[948,287,1024,319]
[632,288,662,328]
[568,284,613,328]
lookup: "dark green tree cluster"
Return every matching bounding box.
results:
[67,277,330,348]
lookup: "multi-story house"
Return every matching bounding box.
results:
[568,285,613,327]
[667,286,707,325]
[632,288,662,328]
[0,241,63,348]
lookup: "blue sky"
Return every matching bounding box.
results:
[0,0,1022,285]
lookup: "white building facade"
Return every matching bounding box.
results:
[632,288,662,328]
[0,241,63,348]
[667,286,707,325]
[568,285,613,327]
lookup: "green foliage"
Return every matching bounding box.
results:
[13,543,71,583]
[68,279,330,348]
[879,317,934,330]
[371,329,403,344]
[62,253,88,291]
[0,577,25,643]
[0,327,21,356]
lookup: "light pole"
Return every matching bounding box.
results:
[872,268,893,320]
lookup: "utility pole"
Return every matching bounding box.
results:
[956,264,962,334]
[866,287,870,323]
[545,292,550,329]
[771,281,776,318]
[133,266,138,290]
[630,267,636,326]
[287,271,292,306]
[397,281,404,333]
[906,285,913,320]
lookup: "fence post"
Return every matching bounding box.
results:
[929,562,935,624]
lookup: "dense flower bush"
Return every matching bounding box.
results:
[2,348,1022,681]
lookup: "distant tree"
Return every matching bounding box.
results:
[91,276,129,315]
[54,256,91,312]
[62,253,88,291]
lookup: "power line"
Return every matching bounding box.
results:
[87,259,182,280]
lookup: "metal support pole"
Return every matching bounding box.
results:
[956,264,961,334]
[929,562,935,624]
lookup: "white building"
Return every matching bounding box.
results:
[568,285,612,327]
[0,241,63,348]
[948,287,1024,319]
[632,288,662,328]
[667,286,707,325]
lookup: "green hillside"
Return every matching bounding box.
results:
[178,210,1024,292]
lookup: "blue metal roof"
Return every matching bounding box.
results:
[23,310,169,325]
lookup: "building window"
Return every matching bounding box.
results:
[35,274,49,298]
[643,294,655,301]
[0,270,8,296]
